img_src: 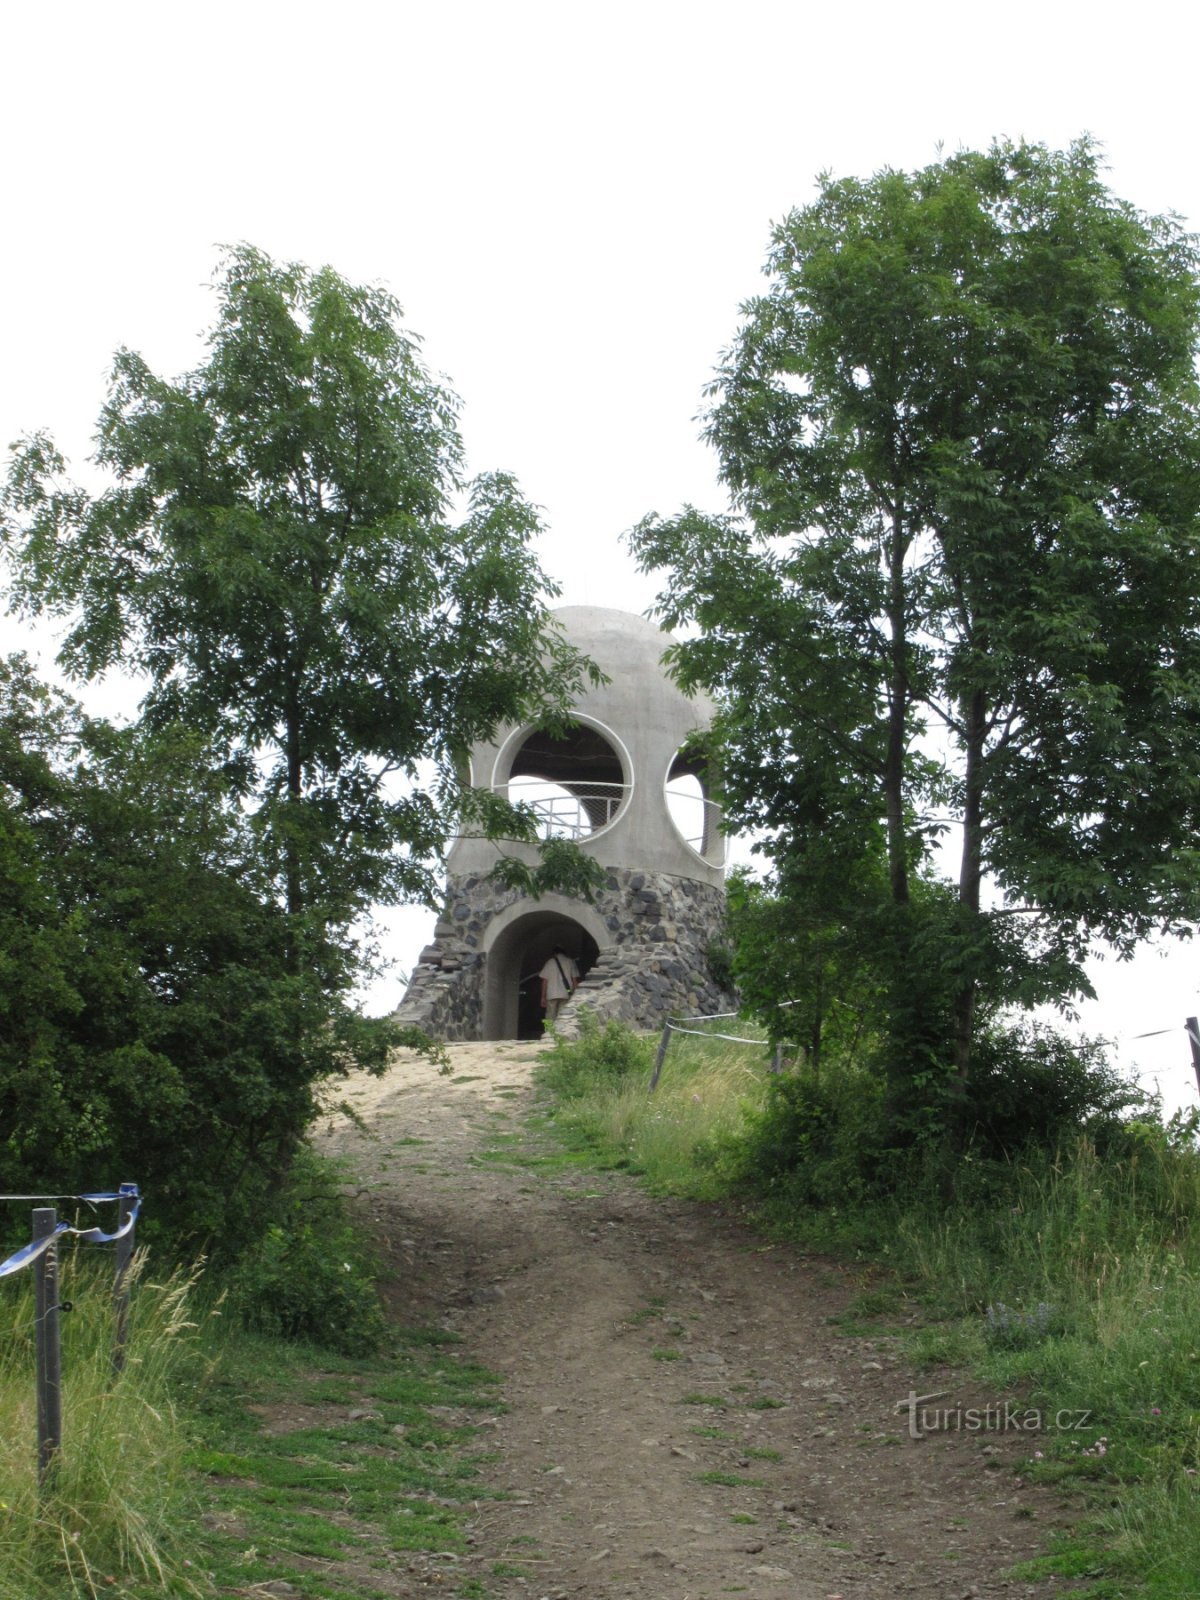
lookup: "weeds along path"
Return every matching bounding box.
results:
[320,1041,1083,1600]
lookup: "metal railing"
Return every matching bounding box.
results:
[663,783,724,862]
[499,777,628,840]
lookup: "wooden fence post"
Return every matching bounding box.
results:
[649,1023,672,1092]
[33,1208,62,1488]
[1187,1018,1200,1102]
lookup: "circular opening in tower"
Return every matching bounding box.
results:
[665,746,725,867]
[496,720,630,840]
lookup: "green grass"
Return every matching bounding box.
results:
[0,1252,207,1600]
[535,1017,1200,1596]
[178,1323,503,1597]
[537,1018,772,1198]
[0,1243,506,1600]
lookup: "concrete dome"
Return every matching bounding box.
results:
[451,605,723,885]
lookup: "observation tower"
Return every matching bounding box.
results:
[396,606,734,1039]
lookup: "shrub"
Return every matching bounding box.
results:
[713,1058,897,1207]
[962,1022,1146,1160]
[540,1013,655,1101]
[223,1147,385,1355]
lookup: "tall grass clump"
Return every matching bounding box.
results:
[893,1122,1200,1596]
[539,1015,771,1196]
[0,1250,204,1599]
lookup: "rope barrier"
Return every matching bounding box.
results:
[667,1007,1200,1068]
[666,1022,766,1045]
[0,1189,139,1281]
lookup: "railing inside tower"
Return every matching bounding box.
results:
[663,782,724,863]
[498,777,629,840]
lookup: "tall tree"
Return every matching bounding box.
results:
[3,246,594,970]
[632,140,1200,1121]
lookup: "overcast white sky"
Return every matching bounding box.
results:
[4,0,1200,1107]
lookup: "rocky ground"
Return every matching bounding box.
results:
[318,1040,1089,1600]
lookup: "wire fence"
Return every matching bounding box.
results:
[1,1184,140,1490]
[650,1007,1200,1099]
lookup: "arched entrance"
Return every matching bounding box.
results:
[482,904,604,1040]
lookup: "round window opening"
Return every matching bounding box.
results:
[665,747,725,867]
[500,723,629,840]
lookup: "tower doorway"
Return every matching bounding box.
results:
[483,910,599,1040]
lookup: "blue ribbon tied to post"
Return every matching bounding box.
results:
[0,1185,140,1280]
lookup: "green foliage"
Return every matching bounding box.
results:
[963,1022,1150,1160]
[711,1056,896,1208]
[223,1147,386,1355]
[703,937,735,995]
[539,1013,655,1101]
[487,833,609,903]
[0,658,423,1254]
[631,137,1200,1123]
[726,866,883,1066]
[3,245,595,929]
[0,246,599,1258]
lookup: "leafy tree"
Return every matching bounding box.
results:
[725,867,882,1074]
[0,657,378,1251]
[632,139,1200,1129]
[0,247,600,1249]
[2,245,595,965]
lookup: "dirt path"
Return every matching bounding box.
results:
[320,1041,1083,1600]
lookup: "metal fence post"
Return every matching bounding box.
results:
[112,1183,137,1375]
[33,1208,62,1488]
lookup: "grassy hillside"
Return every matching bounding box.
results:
[537,1017,1200,1597]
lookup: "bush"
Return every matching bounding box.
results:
[962,1022,1146,1159]
[540,1014,655,1101]
[223,1148,385,1355]
[713,1058,898,1207]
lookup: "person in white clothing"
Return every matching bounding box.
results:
[539,947,580,1025]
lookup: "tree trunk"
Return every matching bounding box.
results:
[284,678,304,973]
[953,686,987,1089]
[884,512,910,906]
